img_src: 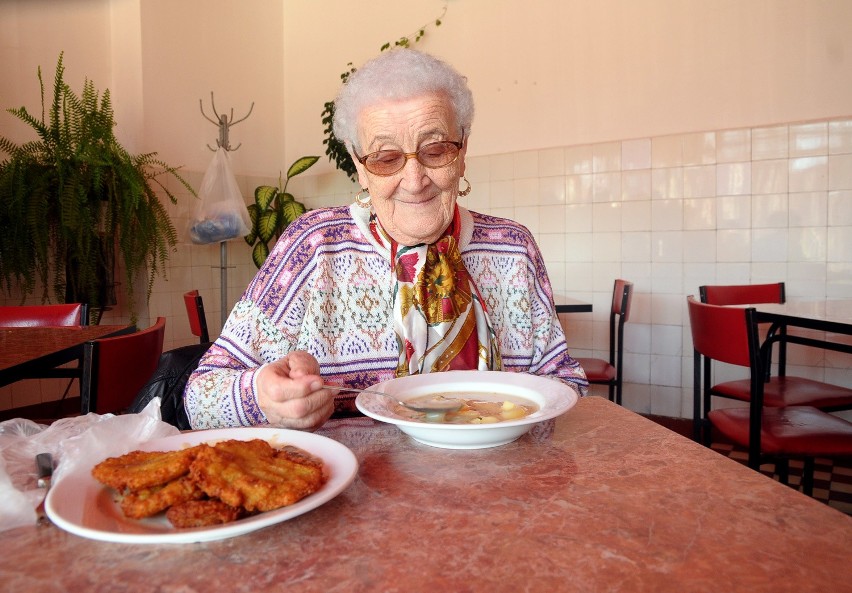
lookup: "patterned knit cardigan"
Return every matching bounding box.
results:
[185,204,588,428]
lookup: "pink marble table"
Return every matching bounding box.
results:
[1,396,850,592]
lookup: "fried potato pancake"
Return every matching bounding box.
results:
[92,446,205,491]
[120,476,206,519]
[91,438,326,528]
[190,439,325,512]
[166,500,244,528]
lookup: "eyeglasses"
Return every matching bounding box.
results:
[353,135,464,177]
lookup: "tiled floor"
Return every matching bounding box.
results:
[646,414,852,516]
[709,441,852,516]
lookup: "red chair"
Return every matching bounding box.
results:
[0,303,88,327]
[694,283,852,444]
[575,279,633,405]
[80,317,166,415]
[183,290,210,343]
[700,282,787,378]
[687,296,852,494]
[699,282,785,307]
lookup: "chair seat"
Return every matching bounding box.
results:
[712,377,852,409]
[709,406,852,456]
[575,357,616,382]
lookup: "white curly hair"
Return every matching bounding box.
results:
[332,48,474,153]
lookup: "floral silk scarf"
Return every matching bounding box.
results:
[369,207,502,376]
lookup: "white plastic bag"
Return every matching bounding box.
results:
[189,147,251,244]
[0,399,179,531]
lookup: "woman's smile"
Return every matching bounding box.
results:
[390,192,439,205]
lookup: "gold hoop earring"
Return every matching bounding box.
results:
[354,188,371,208]
[458,177,472,197]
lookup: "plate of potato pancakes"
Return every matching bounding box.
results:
[46,427,358,543]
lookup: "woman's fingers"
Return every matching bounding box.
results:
[286,350,321,377]
[256,354,333,429]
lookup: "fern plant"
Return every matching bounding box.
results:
[0,53,194,320]
[245,155,318,268]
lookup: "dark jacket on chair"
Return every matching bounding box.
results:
[130,343,211,430]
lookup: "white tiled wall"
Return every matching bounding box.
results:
[3,117,851,418]
[292,116,852,419]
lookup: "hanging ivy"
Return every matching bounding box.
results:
[320,2,447,181]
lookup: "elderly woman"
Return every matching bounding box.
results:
[185,48,587,430]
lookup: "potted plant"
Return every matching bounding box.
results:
[245,156,318,268]
[0,53,193,321]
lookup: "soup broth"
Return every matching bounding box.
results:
[396,393,539,424]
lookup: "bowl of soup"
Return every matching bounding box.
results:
[354,370,578,449]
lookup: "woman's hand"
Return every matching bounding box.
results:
[256,350,334,430]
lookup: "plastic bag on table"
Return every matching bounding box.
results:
[189,147,251,244]
[0,400,179,532]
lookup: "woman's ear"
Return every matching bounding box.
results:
[352,158,370,189]
[348,144,371,188]
[458,133,469,177]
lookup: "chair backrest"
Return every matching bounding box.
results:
[183,290,210,343]
[0,303,88,327]
[699,282,786,375]
[699,282,785,306]
[611,279,633,319]
[81,317,166,415]
[609,279,633,361]
[687,296,761,369]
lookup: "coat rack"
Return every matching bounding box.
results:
[199,92,254,326]
[200,92,254,152]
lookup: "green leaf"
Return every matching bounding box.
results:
[281,199,306,224]
[244,204,258,244]
[257,210,278,243]
[246,202,259,226]
[254,185,277,211]
[251,241,269,268]
[285,156,319,180]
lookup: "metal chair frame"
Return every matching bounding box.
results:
[575,279,633,405]
[688,296,852,494]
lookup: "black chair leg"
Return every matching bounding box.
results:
[775,458,790,485]
[801,458,815,497]
[701,418,712,448]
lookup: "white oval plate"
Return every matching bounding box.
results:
[45,427,358,544]
[355,370,578,449]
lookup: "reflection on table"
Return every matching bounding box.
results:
[0,325,134,388]
[2,396,849,591]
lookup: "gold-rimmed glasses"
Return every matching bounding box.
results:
[353,134,464,177]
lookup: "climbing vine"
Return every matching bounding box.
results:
[320,2,448,181]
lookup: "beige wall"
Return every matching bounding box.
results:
[4,1,850,176]
[1,0,851,416]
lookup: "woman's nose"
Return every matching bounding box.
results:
[399,154,429,188]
